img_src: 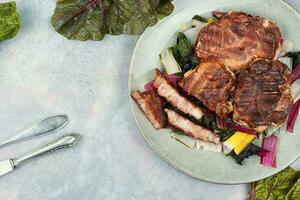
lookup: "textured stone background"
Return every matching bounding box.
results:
[0,0,299,199]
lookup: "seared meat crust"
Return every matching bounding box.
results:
[131,90,167,129]
[195,12,282,72]
[179,61,235,118]
[153,69,204,119]
[165,109,220,144]
[233,59,292,132]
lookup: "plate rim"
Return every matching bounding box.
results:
[128,0,300,184]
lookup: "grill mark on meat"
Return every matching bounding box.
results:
[179,61,235,118]
[195,12,282,72]
[165,109,220,144]
[233,59,292,132]
[152,69,204,119]
[131,90,167,129]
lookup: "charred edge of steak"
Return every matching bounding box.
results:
[233,59,292,132]
[131,90,167,129]
[178,61,236,118]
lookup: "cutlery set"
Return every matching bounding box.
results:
[0,114,79,177]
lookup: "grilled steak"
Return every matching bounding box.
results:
[179,61,235,118]
[233,59,292,132]
[153,69,204,119]
[131,90,167,129]
[195,12,282,72]
[165,109,220,144]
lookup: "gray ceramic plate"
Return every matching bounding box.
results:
[128,0,300,184]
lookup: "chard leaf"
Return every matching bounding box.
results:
[230,144,267,165]
[199,115,234,141]
[172,32,199,73]
[286,179,300,200]
[192,15,207,23]
[248,167,300,200]
[51,0,174,41]
[0,1,21,42]
[287,51,300,70]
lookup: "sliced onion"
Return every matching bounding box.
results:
[144,73,182,91]
[212,11,227,19]
[261,135,277,168]
[290,64,300,83]
[287,99,300,133]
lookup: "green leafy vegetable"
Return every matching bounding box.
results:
[248,167,300,200]
[173,32,193,64]
[0,1,21,42]
[230,143,267,165]
[192,15,208,23]
[287,51,300,70]
[286,179,300,200]
[199,115,235,141]
[172,32,199,73]
[51,0,174,41]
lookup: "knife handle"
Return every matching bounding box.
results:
[0,114,69,148]
[12,134,80,167]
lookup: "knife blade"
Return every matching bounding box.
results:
[0,159,14,176]
[0,134,80,177]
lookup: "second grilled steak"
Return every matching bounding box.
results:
[233,59,293,132]
[179,61,236,118]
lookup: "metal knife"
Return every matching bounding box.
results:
[0,133,80,177]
